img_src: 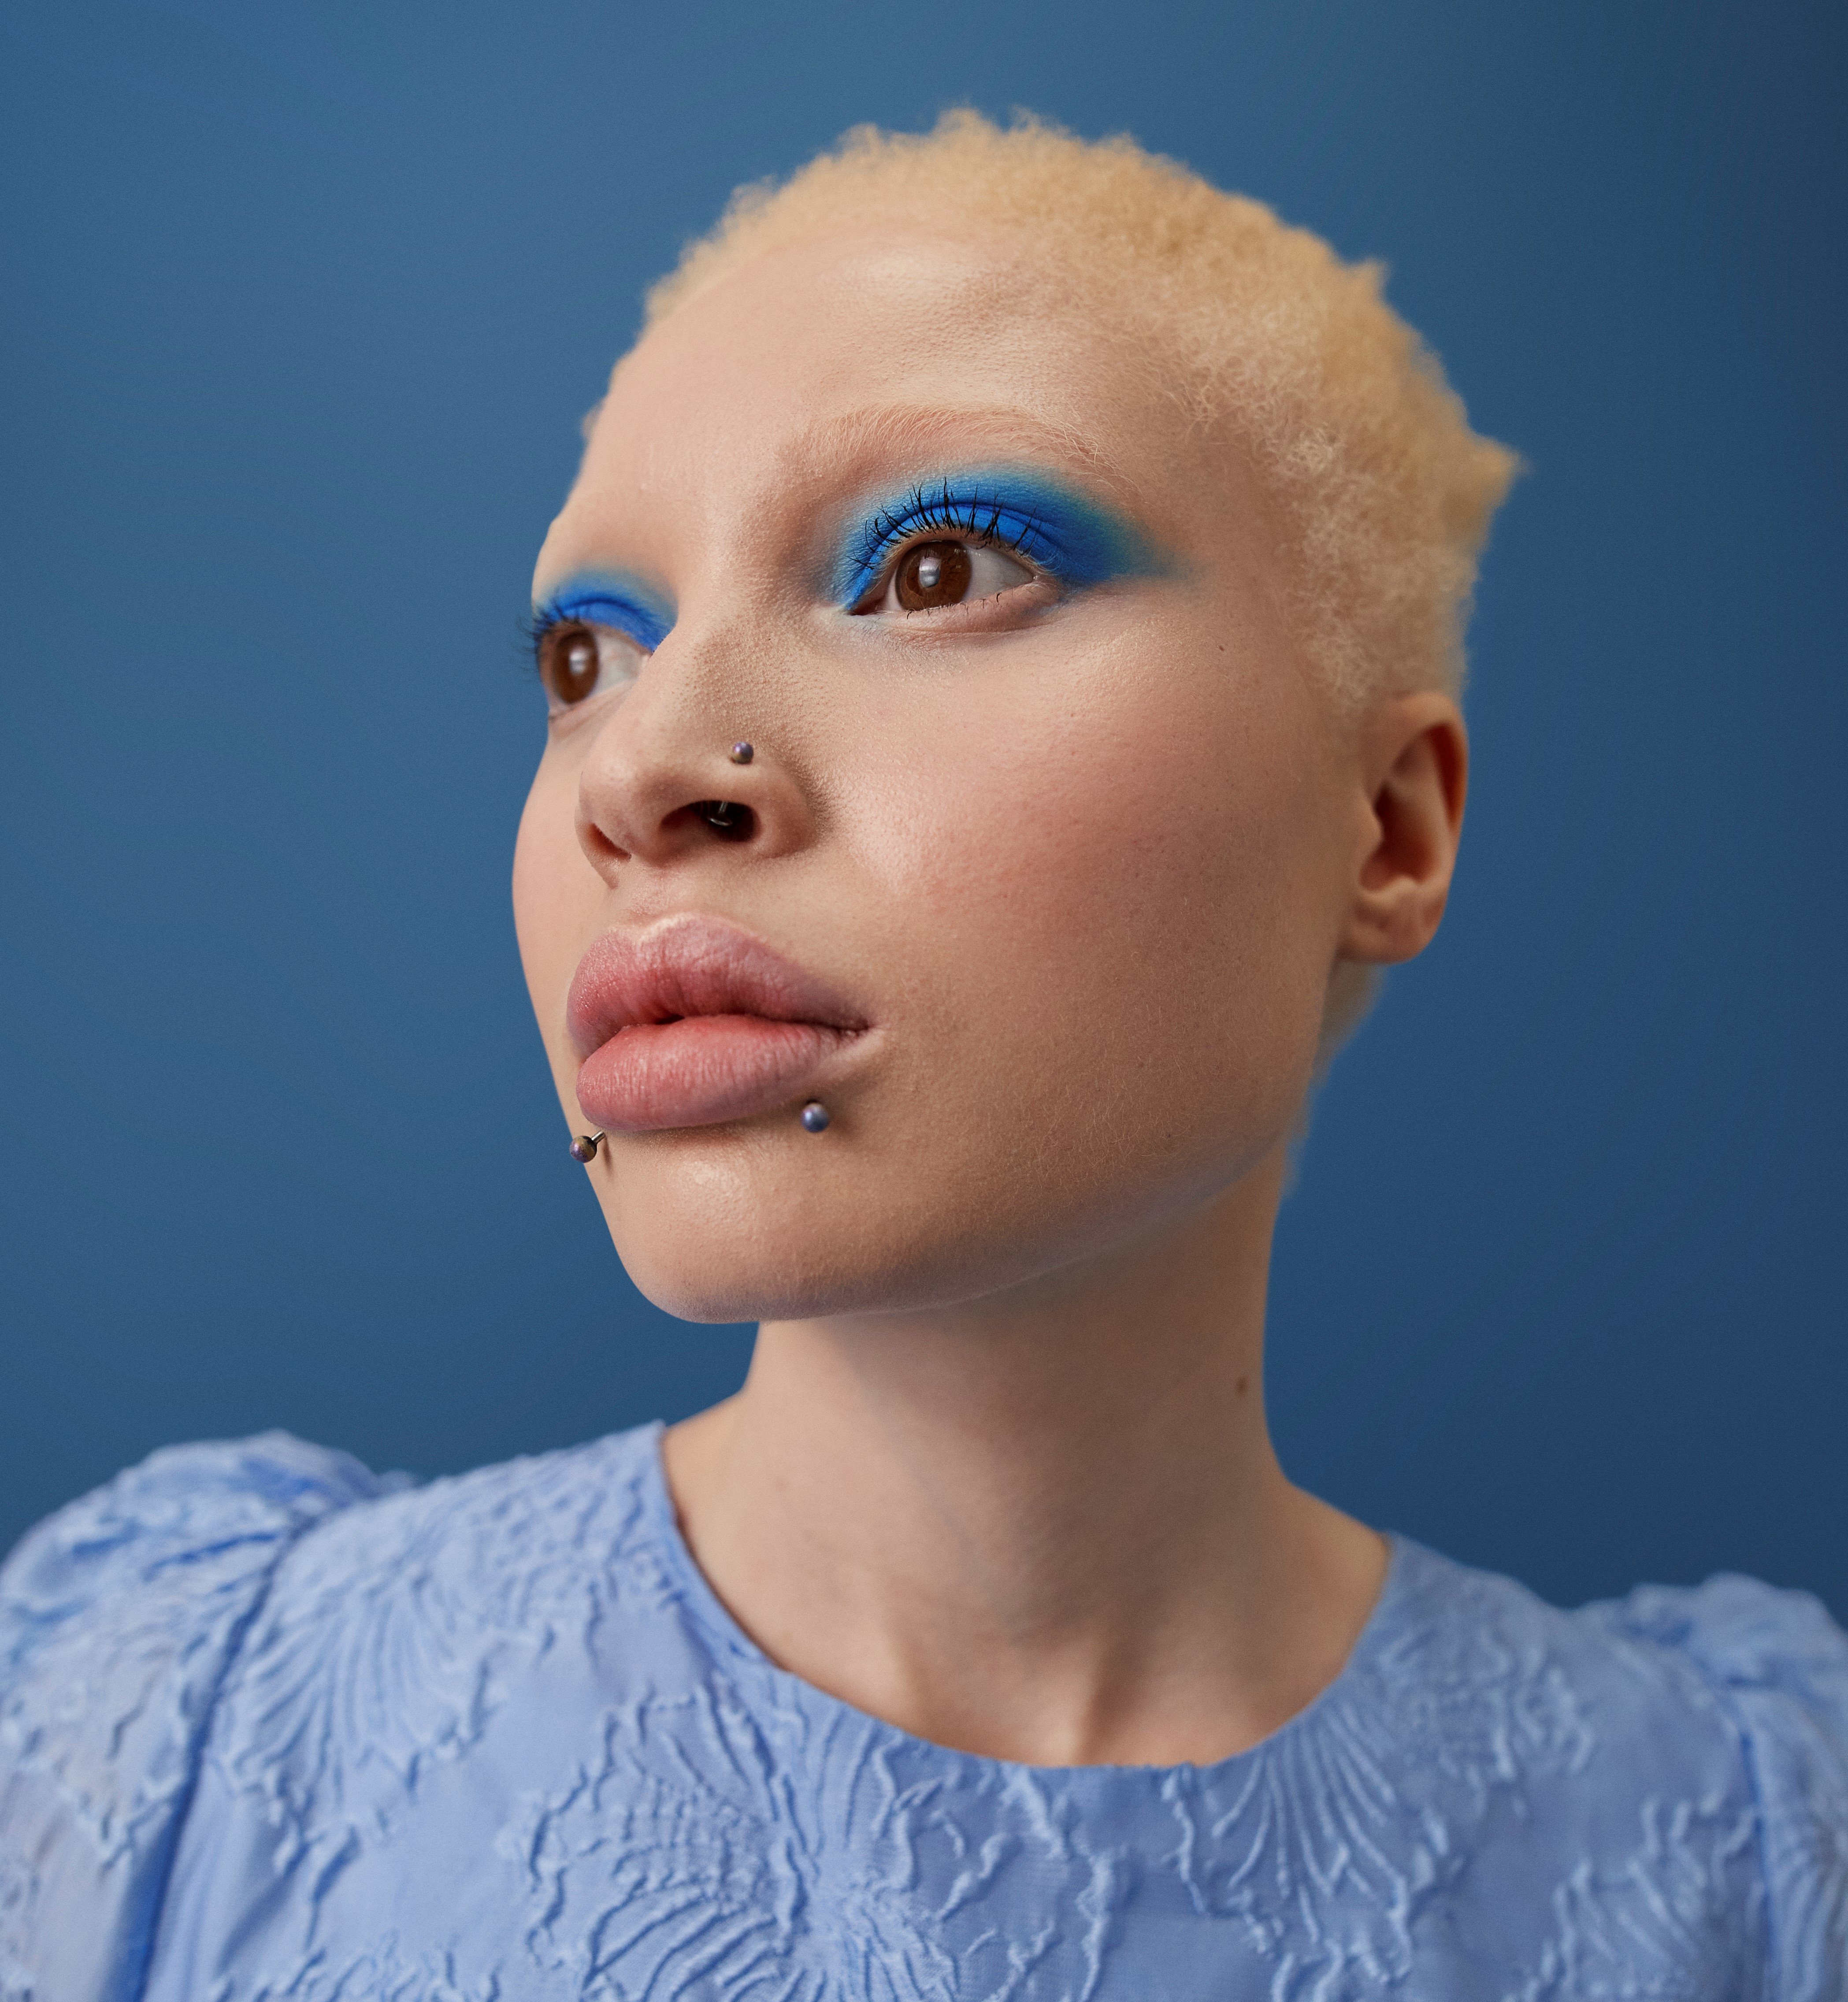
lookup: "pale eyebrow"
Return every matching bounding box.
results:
[767,403,1147,516]
[534,404,1158,617]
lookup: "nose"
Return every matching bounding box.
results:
[573,637,813,879]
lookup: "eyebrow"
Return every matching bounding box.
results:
[771,403,1152,519]
[535,403,1165,621]
[772,405,1168,605]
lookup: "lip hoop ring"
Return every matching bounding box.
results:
[566,870,839,1161]
[571,1098,831,1162]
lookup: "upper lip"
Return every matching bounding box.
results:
[566,914,868,1059]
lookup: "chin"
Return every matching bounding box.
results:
[596,1166,999,1324]
[590,1117,1273,1326]
[612,1241,911,1326]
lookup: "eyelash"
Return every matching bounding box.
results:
[851,484,1046,602]
[522,605,594,654]
[521,483,1051,683]
[520,609,557,677]
[521,607,651,692]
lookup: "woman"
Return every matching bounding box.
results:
[4,113,1844,1998]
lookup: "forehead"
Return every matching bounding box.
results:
[546,230,1211,576]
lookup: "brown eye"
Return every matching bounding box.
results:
[894,540,973,611]
[548,625,600,706]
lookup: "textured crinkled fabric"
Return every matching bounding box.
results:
[2,1426,1844,2000]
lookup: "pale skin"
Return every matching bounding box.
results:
[513,225,1467,1768]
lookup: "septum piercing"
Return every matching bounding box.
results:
[572,1100,830,1162]
[696,744,753,835]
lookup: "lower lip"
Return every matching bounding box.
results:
[574,1016,855,1133]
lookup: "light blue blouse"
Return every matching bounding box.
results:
[2,1425,1844,1999]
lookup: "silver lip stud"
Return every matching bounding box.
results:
[799,1101,830,1133]
[729,741,754,765]
[570,1131,605,1163]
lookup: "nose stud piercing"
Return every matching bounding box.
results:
[698,744,754,835]
[570,1131,605,1163]
[800,1101,830,1133]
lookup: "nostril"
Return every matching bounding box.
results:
[692,799,756,842]
[582,821,628,865]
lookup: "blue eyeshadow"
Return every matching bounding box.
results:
[532,570,675,653]
[831,467,1166,608]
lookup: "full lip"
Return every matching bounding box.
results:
[566,914,871,1134]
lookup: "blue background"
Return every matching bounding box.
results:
[3,1,1842,1613]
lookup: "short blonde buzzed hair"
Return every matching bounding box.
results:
[644,110,1519,717]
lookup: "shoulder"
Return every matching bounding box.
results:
[1588,1567,1848,1727]
[240,1420,666,1658]
[1587,1571,1848,1997]
[193,1422,673,1788]
[0,1434,393,2002]
[131,1426,682,1988]
[1379,1543,1848,1996]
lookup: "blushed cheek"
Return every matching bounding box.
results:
[871,657,1330,1142]
[512,765,586,1057]
[917,674,1291,953]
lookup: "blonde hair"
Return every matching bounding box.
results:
[644,110,1519,715]
[642,112,1517,1065]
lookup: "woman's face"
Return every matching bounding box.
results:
[515,227,1363,1321]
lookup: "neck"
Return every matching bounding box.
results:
[662,1147,1386,1766]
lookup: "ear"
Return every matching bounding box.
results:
[1340,692,1468,966]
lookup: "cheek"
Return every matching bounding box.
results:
[862,629,1332,1066]
[512,757,593,1045]
[737,620,1342,1300]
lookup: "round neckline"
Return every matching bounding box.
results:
[632,1418,1410,1785]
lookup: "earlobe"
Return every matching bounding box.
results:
[1340,694,1468,966]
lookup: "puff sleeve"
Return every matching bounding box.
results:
[1599,1573,1848,2002]
[0,1434,389,2002]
